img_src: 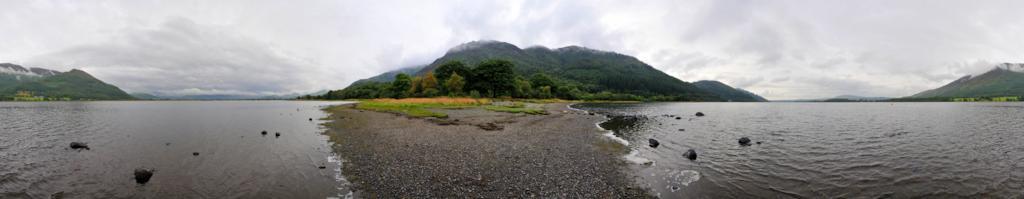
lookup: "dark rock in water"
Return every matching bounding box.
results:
[683,149,697,160]
[318,166,327,169]
[275,132,281,137]
[50,191,64,199]
[884,131,911,137]
[477,123,503,131]
[192,152,199,156]
[695,112,705,117]
[308,118,313,121]
[261,130,268,135]
[648,139,660,148]
[588,112,595,115]
[756,141,762,145]
[738,137,752,146]
[69,142,90,150]
[675,117,682,120]
[134,168,154,184]
[678,129,685,131]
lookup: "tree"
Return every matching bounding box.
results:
[422,71,438,91]
[513,76,533,98]
[435,61,472,85]
[530,73,556,90]
[538,86,553,99]
[408,76,423,96]
[391,73,411,98]
[445,72,466,96]
[471,59,516,97]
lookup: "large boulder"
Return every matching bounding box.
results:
[648,139,660,148]
[738,137,752,146]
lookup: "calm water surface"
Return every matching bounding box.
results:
[0,101,351,198]
[575,102,1024,198]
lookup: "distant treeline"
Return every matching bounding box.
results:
[310,59,694,101]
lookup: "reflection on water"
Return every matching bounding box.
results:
[0,101,351,198]
[575,102,1024,198]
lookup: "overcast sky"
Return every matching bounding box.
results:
[2,0,1023,99]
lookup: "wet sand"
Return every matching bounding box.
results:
[323,103,651,198]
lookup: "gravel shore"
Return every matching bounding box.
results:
[323,103,651,198]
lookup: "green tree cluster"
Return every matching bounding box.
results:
[320,59,697,101]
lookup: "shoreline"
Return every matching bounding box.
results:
[322,102,651,197]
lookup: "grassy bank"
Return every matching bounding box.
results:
[350,97,640,118]
[355,97,491,118]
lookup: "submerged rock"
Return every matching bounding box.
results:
[683,149,697,160]
[648,139,660,148]
[738,137,752,146]
[275,132,281,137]
[134,168,154,184]
[69,142,90,150]
[695,112,705,117]
[261,130,268,136]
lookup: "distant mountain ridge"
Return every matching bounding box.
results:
[692,80,768,102]
[911,63,1024,98]
[1,63,134,100]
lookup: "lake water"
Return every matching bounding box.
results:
[0,101,351,198]
[574,102,1024,198]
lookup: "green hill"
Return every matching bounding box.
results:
[1,64,134,100]
[911,64,1024,98]
[693,80,768,102]
[351,65,426,85]
[408,41,718,100]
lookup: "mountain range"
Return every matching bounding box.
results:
[344,41,767,101]
[910,63,1024,98]
[1,63,134,100]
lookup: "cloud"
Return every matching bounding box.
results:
[28,18,326,96]
[3,0,1024,99]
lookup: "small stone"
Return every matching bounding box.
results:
[308,118,313,121]
[318,166,327,169]
[648,139,660,148]
[261,130,268,135]
[134,168,154,184]
[69,142,90,150]
[695,112,705,117]
[192,152,199,156]
[683,149,697,160]
[678,129,685,131]
[275,132,281,137]
[756,141,762,145]
[675,117,682,120]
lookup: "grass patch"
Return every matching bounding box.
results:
[485,102,547,115]
[355,97,489,118]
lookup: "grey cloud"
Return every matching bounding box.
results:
[28,18,324,96]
